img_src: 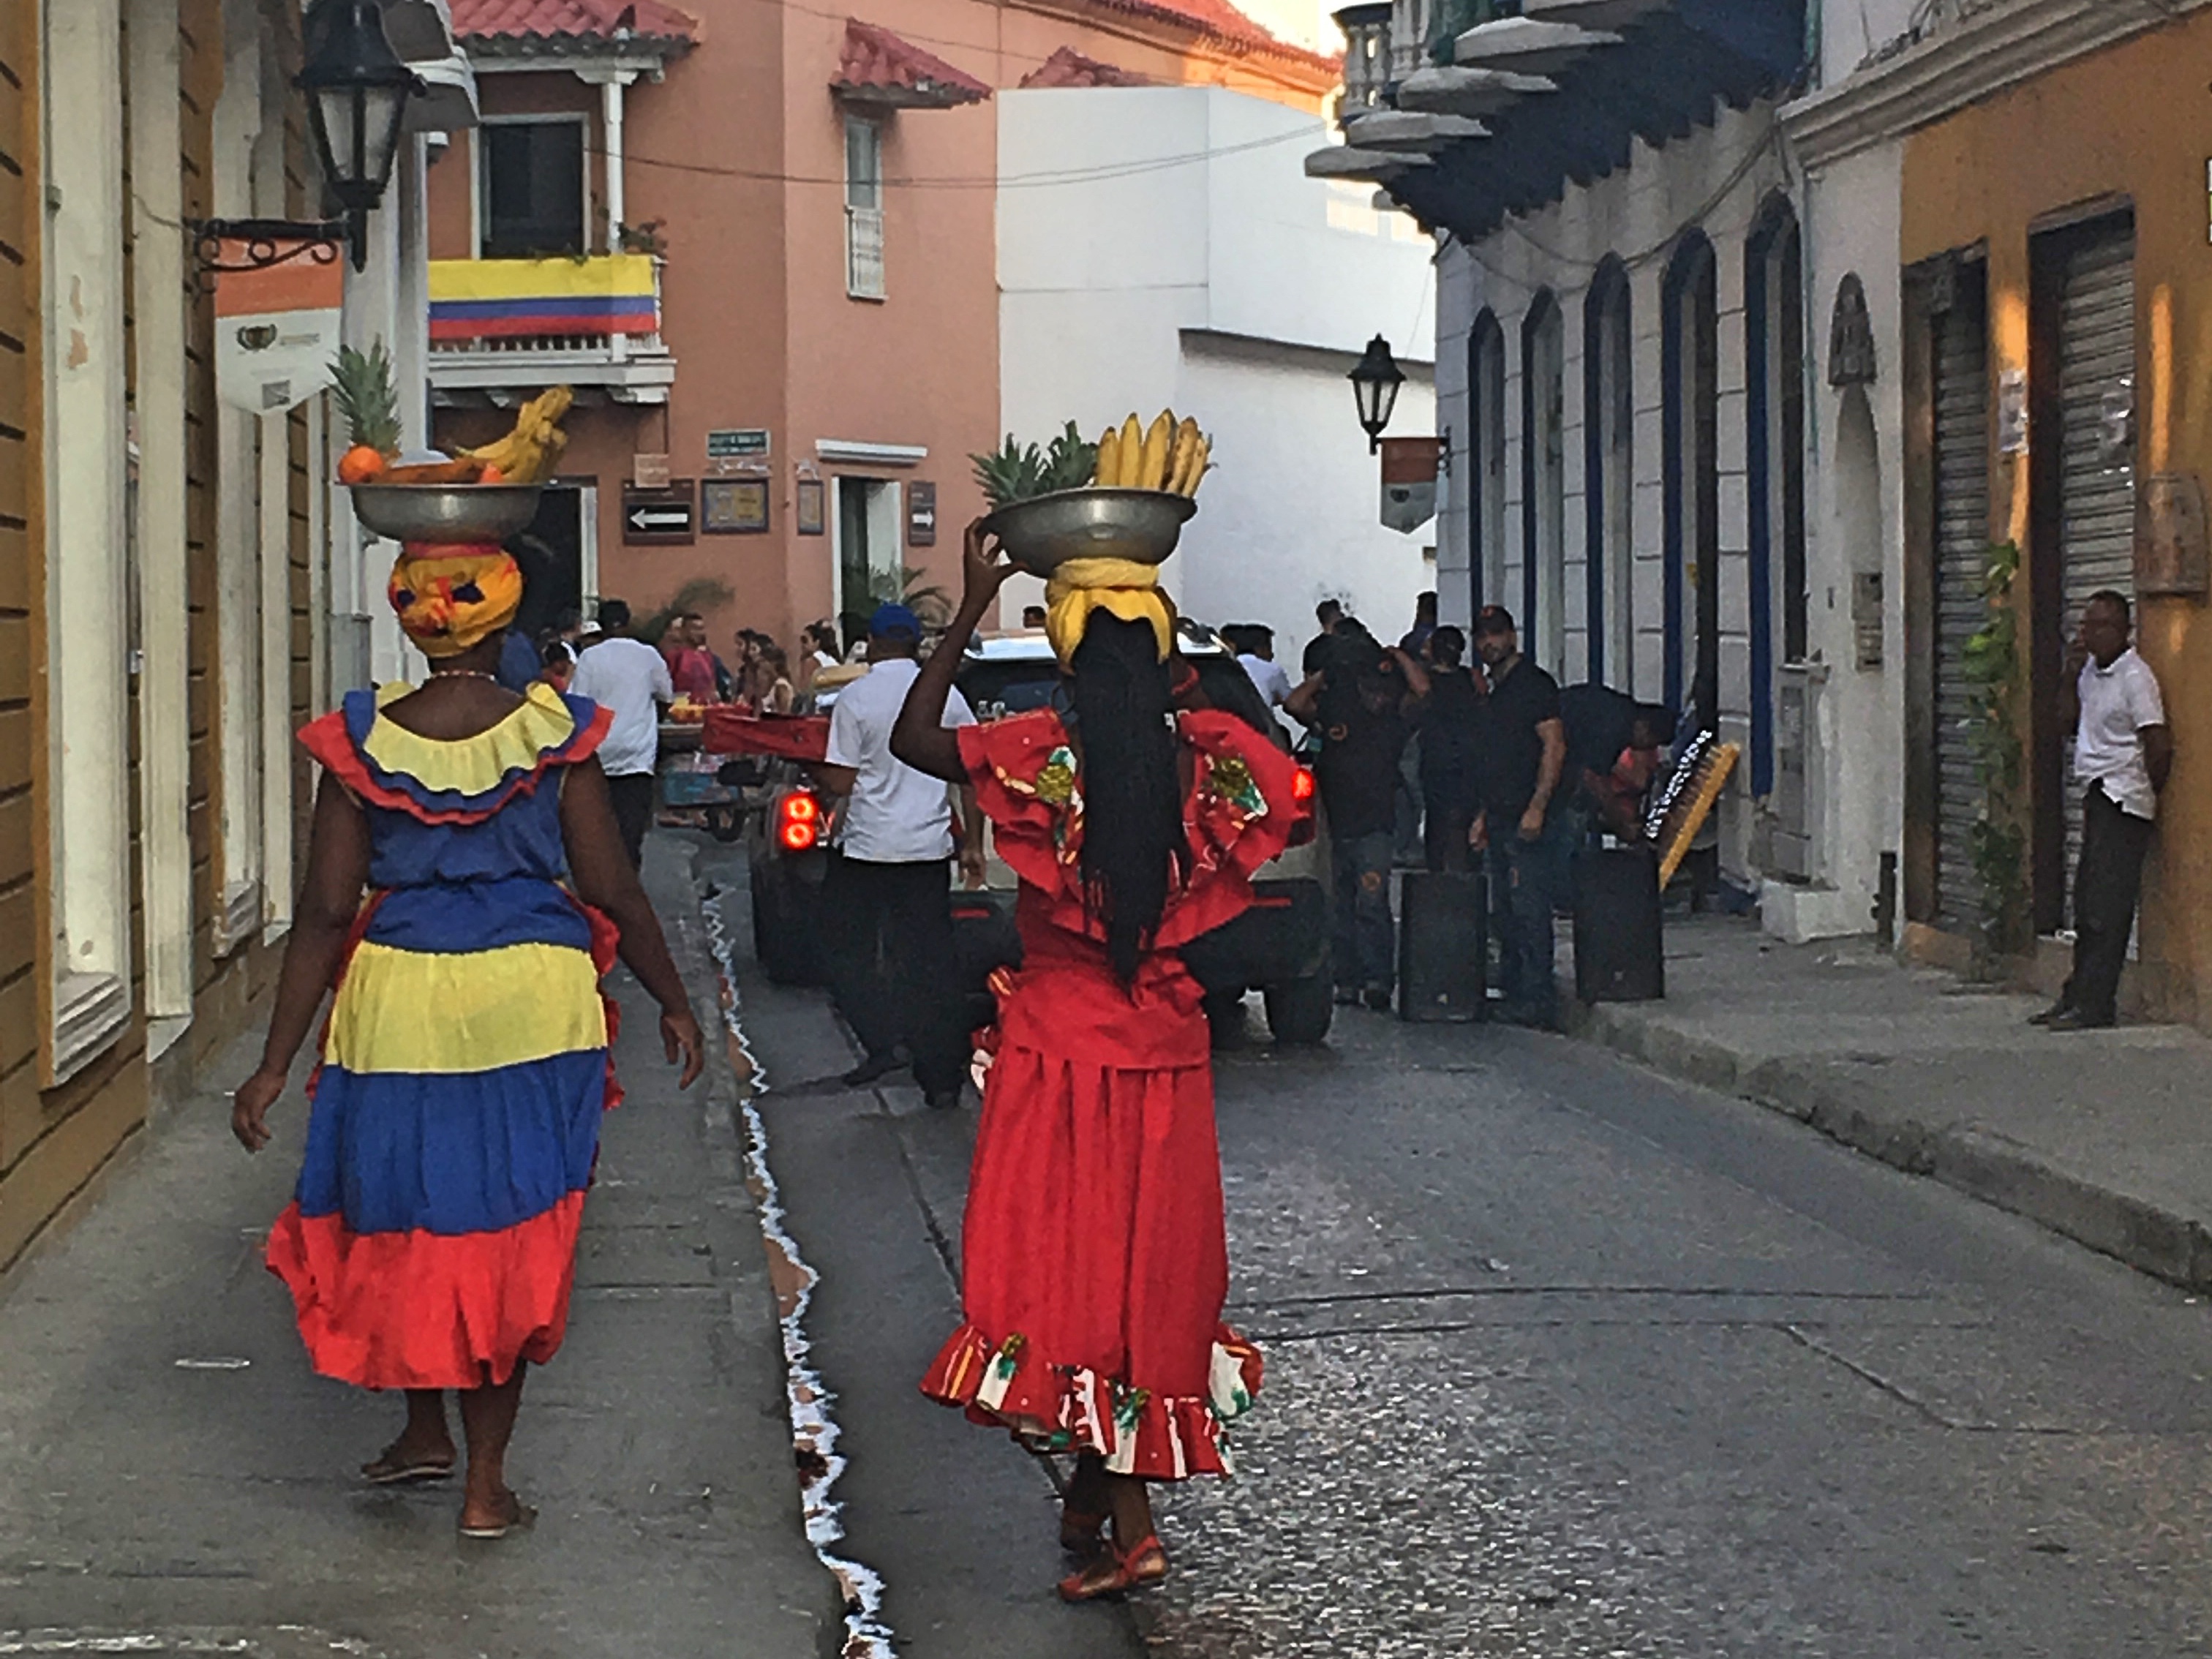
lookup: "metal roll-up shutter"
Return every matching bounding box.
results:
[2058,226,2138,895]
[1931,272,1990,931]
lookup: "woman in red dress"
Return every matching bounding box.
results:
[893,521,1298,1600]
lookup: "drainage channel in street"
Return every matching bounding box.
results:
[701,893,894,1659]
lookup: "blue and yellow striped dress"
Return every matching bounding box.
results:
[270,681,618,1390]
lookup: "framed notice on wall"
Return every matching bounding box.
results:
[908,480,937,547]
[796,476,826,536]
[702,477,770,535]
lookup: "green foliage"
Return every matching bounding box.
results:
[1964,541,2027,960]
[972,422,1099,507]
[633,576,735,647]
[862,564,952,631]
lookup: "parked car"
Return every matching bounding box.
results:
[740,624,1331,1047]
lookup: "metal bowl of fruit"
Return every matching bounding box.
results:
[349,482,545,543]
[984,488,1196,575]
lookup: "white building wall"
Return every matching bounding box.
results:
[998,85,1437,652]
[1439,104,1792,888]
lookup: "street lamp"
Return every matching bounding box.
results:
[1348,334,1405,452]
[298,0,422,271]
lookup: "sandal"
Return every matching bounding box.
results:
[458,1495,538,1540]
[1057,1532,1167,1602]
[1059,1505,1107,1557]
[361,1445,455,1486]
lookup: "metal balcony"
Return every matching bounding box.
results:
[426,253,677,407]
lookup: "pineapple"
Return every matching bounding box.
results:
[331,341,400,484]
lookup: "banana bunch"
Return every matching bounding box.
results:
[454,384,574,484]
[1092,410,1209,496]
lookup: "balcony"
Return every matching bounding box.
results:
[426,254,676,407]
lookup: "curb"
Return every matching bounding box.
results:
[1564,996,2212,1293]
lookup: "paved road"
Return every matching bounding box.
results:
[707,837,2212,1658]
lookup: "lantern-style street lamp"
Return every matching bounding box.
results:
[1348,334,1405,452]
[298,0,422,271]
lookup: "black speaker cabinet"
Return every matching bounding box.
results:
[1572,846,1664,1004]
[1396,870,1488,1022]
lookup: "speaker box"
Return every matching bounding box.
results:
[1396,870,1488,1022]
[1573,846,1664,1004]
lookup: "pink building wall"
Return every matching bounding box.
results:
[429,0,1331,650]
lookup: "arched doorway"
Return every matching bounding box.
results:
[1521,293,1565,671]
[1584,258,1633,688]
[1663,233,1719,731]
[1746,196,1807,796]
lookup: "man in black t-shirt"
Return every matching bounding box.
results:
[1473,606,1567,1026]
[1416,626,1487,872]
[1286,622,1429,1009]
[1301,598,1346,678]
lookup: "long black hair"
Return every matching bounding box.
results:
[1069,614,1190,985]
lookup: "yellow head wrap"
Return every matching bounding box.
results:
[387,543,524,658]
[1044,557,1174,669]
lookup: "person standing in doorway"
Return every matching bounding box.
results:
[1415,625,1486,873]
[1472,606,1567,1028]
[811,603,979,1107]
[568,598,672,869]
[1285,621,1429,1009]
[2035,591,2171,1031]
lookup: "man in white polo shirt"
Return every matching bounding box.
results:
[810,603,977,1106]
[568,598,672,869]
[2036,590,2172,1031]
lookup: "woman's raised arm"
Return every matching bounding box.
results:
[892,516,1011,783]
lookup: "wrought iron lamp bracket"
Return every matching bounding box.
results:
[189,219,348,292]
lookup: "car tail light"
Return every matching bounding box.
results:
[778,790,820,852]
[1288,765,1317,846]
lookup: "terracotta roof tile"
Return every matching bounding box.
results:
[451,0,701,49]
[1018,45,1151,88]
[1082,0,1338,72]
[834,19,993,105]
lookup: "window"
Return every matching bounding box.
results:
[845,116,885,301]
[480,119,587,259]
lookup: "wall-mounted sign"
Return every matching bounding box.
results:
[796,477,826,537]
[633,451,672,489]
[1851,570,1884,670]
[622,479,696,545]
[2137,473,2209,598]
[214,240,343,413]
[1379,436,1442,533]
[1998,368,2029,456]
[908,480,937,547]
[704,476,770,535]
[707,428,771,460]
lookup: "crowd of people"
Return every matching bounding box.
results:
[1227,592,1678,1029]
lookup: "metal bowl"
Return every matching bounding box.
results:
[349,482,545,543]
[985,487,1196,575]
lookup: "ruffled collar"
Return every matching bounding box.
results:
[301,681,612,825]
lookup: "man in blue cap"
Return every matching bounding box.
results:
[810,603,979,1106]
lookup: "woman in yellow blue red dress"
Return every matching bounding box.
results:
[232,542,704,1539]
[893,521,1297,1600]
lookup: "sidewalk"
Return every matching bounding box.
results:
[0,842,835,1658]
[1563,914,2212,1291]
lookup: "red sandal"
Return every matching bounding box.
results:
[1057,1532,1168,1602]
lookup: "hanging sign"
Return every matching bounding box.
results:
[214,241,344,414]
[633,451,672,489]
[1379,437,1442,533]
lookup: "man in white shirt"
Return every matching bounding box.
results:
[1232,624,1295,715]
[568,598,672,868]
[810,603,978,1105]
[2036,590,2172,1030]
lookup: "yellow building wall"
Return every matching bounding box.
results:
[1903,12,2212,1023]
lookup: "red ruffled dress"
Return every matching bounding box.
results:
[919,707,1297,1478]
[268,682,620,1391]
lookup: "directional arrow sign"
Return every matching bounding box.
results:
[621,479,696,546]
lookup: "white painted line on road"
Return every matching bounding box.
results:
[702,895,895,1659]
